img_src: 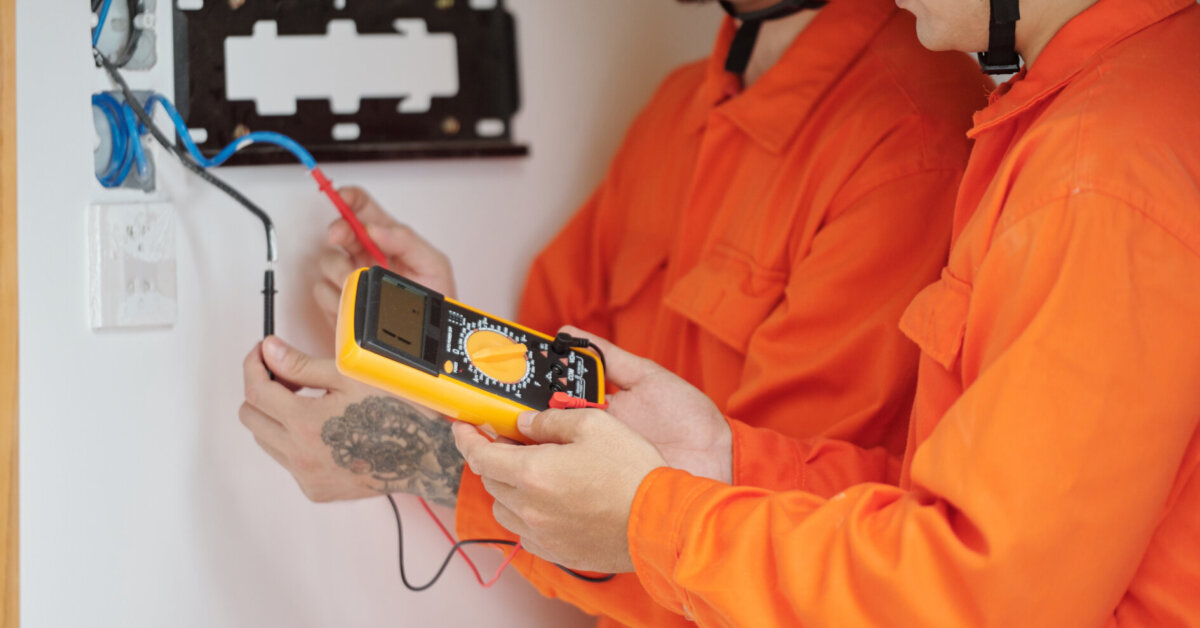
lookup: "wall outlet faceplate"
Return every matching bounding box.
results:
[88,202,178,330]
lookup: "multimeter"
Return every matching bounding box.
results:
[335,266,607,443]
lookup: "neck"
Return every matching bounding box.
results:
[741,9,818,86]
[1016,0,1099,68]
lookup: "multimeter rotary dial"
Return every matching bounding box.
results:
[464,329,530,384]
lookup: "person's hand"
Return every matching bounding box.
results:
[240,335,464,506]
[312,186,457,328]
[452,411,666,573]
[563,325,733,484]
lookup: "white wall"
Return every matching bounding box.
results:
[16,2,718,626]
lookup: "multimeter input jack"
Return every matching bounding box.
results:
[552,332,608,374]
[551,332,586,356]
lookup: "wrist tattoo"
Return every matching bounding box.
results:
[321,396,464,507]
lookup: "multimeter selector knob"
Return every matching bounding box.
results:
[465,330,530,385]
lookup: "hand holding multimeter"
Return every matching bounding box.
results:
[336,266,608,443]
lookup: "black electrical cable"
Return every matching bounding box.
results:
[94,48,278,339]
[92,0,144,68]
[112,0,143,68]
[94,50,277,263]
[386,494,614,591]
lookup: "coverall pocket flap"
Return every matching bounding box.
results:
[608,236,670,309]
[899,270,971,370]
[664,249,786,353]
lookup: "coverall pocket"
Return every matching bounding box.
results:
[899,269,972,370]
[608,235,669,310]
[663,246,787,353]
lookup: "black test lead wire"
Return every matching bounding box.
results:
[387,334,618,591]
[386,494,615,591]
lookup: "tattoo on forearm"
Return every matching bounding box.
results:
[321,396,464,507]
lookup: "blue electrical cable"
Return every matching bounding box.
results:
[141,94,319,170]
[92,0,115,47]
[91,91,321,187]
[122,100,150,177]
[91,92,135,188]
[91,91,320,187]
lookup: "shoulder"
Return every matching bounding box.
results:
[821,10,989,171]
[1005,15,1200,251]
[654,58,710,101]
[621,58,709,135]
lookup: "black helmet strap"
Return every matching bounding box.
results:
[978,0,1022,74]
[718,0,826,75]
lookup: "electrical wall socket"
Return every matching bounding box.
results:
[88,202,178,330]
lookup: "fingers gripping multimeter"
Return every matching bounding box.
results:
[336,266,607,443]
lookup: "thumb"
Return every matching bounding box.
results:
[518,409,588,444]
[261,336,343,390]
[558,325,656,391]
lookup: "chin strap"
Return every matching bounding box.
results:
[718,0,826,75]
[978,0,1022,74]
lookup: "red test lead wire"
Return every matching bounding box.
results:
[483,541,524,587]
[416,495,522,588]
[549,391,610,410]
[310,167,389,267]
[416,496,501,587]
[315,171,525,587]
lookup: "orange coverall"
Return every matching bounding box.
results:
[625,0,1200,625]
[455,0,989,625]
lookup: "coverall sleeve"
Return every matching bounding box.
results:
[453,168,961,627]
[725,168,965,495]
[629,194,1200,627]
[728,422,900,497]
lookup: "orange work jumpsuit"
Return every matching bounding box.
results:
[627,0,1200,625]
[454,0,989,626]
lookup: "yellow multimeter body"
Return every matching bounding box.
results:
[336,266,606,443]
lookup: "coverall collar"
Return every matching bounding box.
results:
[690,0,896,154]
[970,0,1194,136]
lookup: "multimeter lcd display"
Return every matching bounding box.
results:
[375,276,427,359]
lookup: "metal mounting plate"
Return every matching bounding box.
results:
[173,0,526,165]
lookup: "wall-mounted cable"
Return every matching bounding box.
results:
[91,0,114,47]
[89,64,387,269]
[92,0,146,67]
[95,49,279,336]
[92,92,136,188]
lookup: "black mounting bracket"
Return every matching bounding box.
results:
[172,0,527,166]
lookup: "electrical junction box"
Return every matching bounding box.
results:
[92,90,157,193]
[88,202,178,330]
[93,0,159,71]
